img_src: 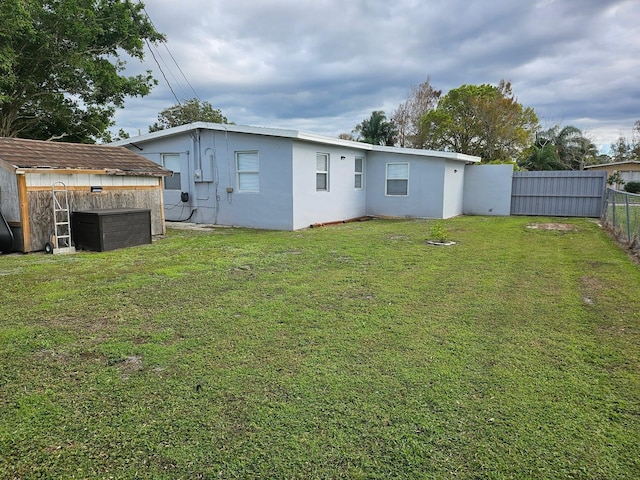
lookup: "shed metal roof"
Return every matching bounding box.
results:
[0,137,171,176]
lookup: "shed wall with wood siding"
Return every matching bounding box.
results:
[23,174,164,252]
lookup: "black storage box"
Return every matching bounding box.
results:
[72,209,151,252]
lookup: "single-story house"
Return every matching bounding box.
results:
[111,122,480,230]
[584,160,640,186]
[0,137,171,252]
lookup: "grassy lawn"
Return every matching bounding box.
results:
[1,216,639,479]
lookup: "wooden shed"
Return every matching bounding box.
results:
[0,137,171,253]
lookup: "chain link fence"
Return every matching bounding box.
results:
[602,187,640,251]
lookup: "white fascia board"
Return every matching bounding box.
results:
[202,123,300,138]
[110,122,356,147]
[109,122,303,147]
[294,134,480,162]
[294,131,373,150]
[370,145,481,163]
[108,123,203,145]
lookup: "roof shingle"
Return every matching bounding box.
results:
[0,137,170,176]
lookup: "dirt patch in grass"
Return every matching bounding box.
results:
[118,355,144,379]
[387,235,409,240]
[527,223,577,231]
[580,275,603,292]
[580,275,603,305]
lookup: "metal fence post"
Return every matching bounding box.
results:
[626,193,632,243]
[612,189,616,229]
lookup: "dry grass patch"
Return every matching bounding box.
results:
[526,222,578,231]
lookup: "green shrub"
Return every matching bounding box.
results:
[624,181,640,194]
[429,221,448,242]
[608,171,624,187]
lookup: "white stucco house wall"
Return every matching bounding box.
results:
[111,122,480,230]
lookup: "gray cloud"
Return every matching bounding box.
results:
[115,0,640,150]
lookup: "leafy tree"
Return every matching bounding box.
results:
[608,120,640,162]
[392,76,442,147]
[521,125,597,170]
[101,128,131,143]
[353,110,397,146]
[148,98,229,132]
[610,136,633,162]
[608,171,624,188]
[420,80,538,161]
[338,133,355,141]
[0,0,164,143]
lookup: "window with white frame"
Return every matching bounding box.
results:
[236,151,259,192]
[316,153,329,191]
[162,154,181,190]
[354,156,364,189]
[386,162,409,196]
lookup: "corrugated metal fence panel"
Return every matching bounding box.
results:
[511,171,607,217]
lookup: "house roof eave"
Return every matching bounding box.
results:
[368,145,481,162]
[112,121,481,162]
[584,160,640,169]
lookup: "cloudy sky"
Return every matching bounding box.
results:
[115,0,639,153]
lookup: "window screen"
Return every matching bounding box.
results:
[355,156,364,189]
[163,154,181,190]
[236,151,259,192]
[386,163,409,196]
[316,153,329,191]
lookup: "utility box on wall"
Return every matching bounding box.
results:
[72,209,151,252]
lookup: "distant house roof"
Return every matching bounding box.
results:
[111,122,481,163]
[584,160,640,169]
[0,137,171,176]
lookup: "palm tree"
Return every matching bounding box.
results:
[553,126,582,168]
[520,125,596,170]
[354,111,398,146]
[522,143,566,170]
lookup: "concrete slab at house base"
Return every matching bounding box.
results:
[166,222,222,231]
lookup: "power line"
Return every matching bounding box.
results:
[144,38,181,105]
[160,42,200,100]
[143,7,200,102]
[153,40,192,100]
